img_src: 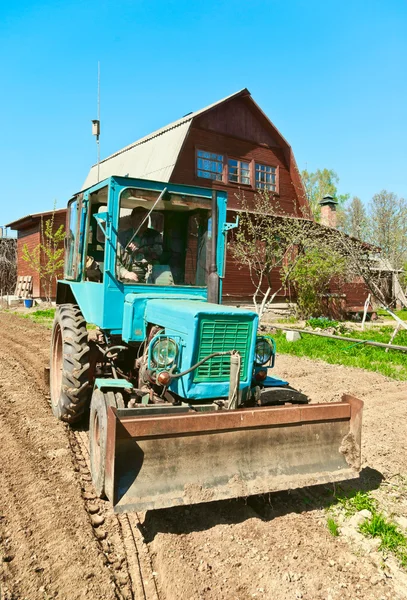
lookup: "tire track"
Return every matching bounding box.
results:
[72,428,160,600]
[0,312,160,600]
[0,348,118,599]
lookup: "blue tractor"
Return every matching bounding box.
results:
[50,176,362,512]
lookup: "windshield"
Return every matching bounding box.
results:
[116,188,212,287]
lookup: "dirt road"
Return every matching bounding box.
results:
[0,312,406,600]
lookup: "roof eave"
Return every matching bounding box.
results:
[6,208,67,230]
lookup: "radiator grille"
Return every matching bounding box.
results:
[194,319,252,382]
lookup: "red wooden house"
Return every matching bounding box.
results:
[8,89,373,311]
[83,88,309,303]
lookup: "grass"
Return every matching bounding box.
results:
[19,308,56,328]
[328,491,407,568]
[377,308,407,321]
[270,325,407,380]
[14,307,97,331]
[26,308,55,319]
[360,513,407,566]
[327,517,340,537]
[306,317,339,329]
[335,490,377,517]
[275,316,298,324]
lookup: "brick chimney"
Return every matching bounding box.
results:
[319,195,338,228]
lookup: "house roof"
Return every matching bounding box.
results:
[229,207,379,252]
[81,88,301,193]
[82,89,250,190]
[6,208,66,230]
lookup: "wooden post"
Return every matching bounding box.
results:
[361,294,371,331]
[386,323,401,353]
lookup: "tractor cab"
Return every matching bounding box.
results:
[89,186,212,287]
[61,177,229,331]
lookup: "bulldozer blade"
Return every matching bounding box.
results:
[104,394,362,513]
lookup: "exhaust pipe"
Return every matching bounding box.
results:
[228,352,241,409]
[207,190,220,304]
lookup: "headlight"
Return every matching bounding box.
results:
[151,337,178,368]
[254,337,273,365]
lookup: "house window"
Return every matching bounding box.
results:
[255,163,277,192]
[228,159,250,185]
[196,150,223,181]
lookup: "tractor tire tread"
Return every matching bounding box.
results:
[50,303,92,423]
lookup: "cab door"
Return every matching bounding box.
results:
[64,194,86,280]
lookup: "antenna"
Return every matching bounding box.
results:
[92,61,101,182]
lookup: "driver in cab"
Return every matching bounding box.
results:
[117,207,163,283]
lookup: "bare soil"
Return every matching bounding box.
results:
[0,312,406,600]
[0,314,117,599]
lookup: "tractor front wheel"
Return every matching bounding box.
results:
[89,389,124,498]
[50,304,91,423]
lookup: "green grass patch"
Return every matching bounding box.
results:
[335,491,377,517]
[270,326,407,380]
[18,308,56,328]
[306,317,339,329]
[13,308,97,331]
[28,308,55,319]
[330,490,407,567]
[377,308,407,320]
[275,316,298,324]
[327,517,340,537]
[360,513,407,566]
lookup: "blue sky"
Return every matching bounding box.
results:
[1,0,406,230]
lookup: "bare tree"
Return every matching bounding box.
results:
[229,191,347,318]
[344,196,369,241]
[229,186,407,322]
[333,228,407,328]
[0,238,17,295]
[368,190,407,271]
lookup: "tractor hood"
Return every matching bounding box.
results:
[123,294,259,401]
[145,299,258,335]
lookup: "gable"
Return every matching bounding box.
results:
[194,96,278,148]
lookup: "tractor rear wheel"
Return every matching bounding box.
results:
[89,389,124,498]
[259,386,309,406]
[50,304,91,423]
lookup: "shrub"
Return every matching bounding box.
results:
[286,247,346,319]
[306,317,339,330]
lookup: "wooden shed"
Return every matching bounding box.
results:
[6,209,67,298]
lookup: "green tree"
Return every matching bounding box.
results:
[301,168,349,220]
[22,208,65,303]
[285,247,347,318]
[344,196,369,241]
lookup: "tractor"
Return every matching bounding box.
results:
[50,176,363,512]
